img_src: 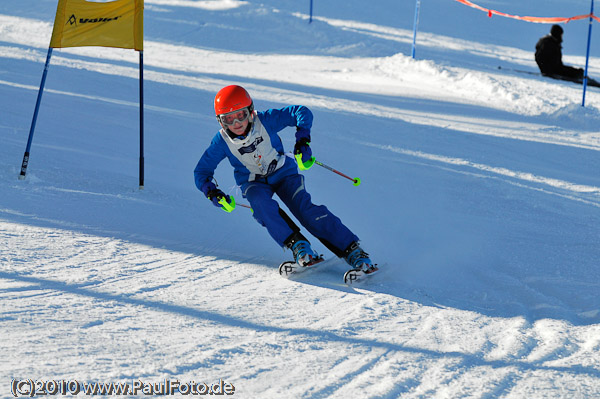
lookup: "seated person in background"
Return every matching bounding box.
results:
[535,24,600,87]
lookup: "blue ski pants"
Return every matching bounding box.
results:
[243,172,358,255]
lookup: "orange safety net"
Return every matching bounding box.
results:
[454,0,600,24]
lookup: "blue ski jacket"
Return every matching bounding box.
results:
[194,105,313,193]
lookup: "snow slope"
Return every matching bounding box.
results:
[1,0,600,397]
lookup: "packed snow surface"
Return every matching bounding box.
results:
[1,0,600,398]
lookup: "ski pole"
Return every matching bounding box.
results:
[211,178,252,212]
[216,195,254,212]
[314,159,361,186]
[217,195,236,213]
[286,153,361,186]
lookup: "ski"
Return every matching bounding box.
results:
[343,265,379,284]
[497,66,541,76]
[279,256,381,284]
[278,255,325,277]
[497,66,600,88]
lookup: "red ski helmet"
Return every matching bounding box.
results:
[214,85,253,116]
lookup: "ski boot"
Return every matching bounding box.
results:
[291,240,319,267]
[343,242,378,284]
[279,233,324,276]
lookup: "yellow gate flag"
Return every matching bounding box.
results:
[50,0,143,51]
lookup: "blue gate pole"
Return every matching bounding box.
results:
[19,47,53,180]
[139,50,145,189]
[582,0,594,107]
[309,0,313,24]
[412,0,421,58]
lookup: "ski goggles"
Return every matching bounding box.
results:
[219,108,251,126]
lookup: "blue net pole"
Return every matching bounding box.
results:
[412,0,421,59]
[582,0,594,107]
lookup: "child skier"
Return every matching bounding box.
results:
[194,85,377,277]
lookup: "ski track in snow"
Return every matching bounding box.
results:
[2,220,600,398]
[365,143,600,208]
[1,1,600,397]
[2,196,599,397]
